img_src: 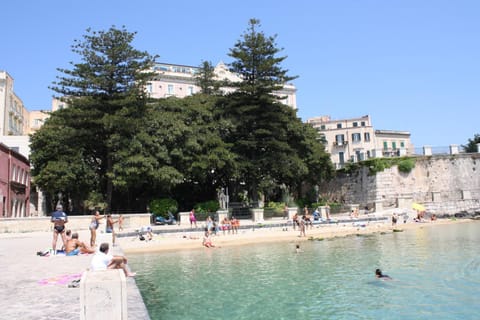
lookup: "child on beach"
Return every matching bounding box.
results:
[203,231,215,248]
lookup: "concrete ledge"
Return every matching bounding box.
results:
[80,270,127,320]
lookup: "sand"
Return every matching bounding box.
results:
[118,217,468,255]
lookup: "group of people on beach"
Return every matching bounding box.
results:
[49,205,135,277]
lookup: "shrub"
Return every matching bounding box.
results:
[149,198,178,218]
[397,158,416,173]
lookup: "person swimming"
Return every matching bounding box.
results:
[375,269,392,280]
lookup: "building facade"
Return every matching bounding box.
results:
[307,115,413,169]
[0,71,29,136]
[0,142,31,217]
[147,62,298,109]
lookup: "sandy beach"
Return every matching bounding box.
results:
[118,216,468,255]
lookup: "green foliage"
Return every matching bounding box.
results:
[194,200,219,215]
[220,19,333,203]
[397,158,416,173]
[265,201,285,213]
[149,198,178,218]
[462,133,480,153]
[194,61,222,95]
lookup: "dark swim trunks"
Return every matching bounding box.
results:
[54,225,65,233]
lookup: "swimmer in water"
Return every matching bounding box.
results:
[375,269,392,280]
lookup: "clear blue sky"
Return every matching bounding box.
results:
[2,0,479,147]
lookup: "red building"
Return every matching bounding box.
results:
[0,143,30,217]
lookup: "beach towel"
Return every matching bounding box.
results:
[38,273,83,286]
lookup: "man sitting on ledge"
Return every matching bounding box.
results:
[90,242,136,277]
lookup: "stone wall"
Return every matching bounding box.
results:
[0,214,151,233]
[319,154,480,215]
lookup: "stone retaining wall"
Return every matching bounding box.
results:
[0,214,151,233]
[319,154,480,215]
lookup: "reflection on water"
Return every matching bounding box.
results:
[130,221,480,320]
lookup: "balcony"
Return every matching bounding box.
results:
[333,141,348,147]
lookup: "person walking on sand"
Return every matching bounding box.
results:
[299,215,306,237]
[189,209,197,228]
[118,214,124,231]
[89,210,104,247]
[90,243,136,277]
[51,204,68,254]
[106,214,118,246]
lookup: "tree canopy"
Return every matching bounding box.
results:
[30,22,333,214]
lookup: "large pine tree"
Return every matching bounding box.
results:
[221,19,333,203]
[31,26,157,212]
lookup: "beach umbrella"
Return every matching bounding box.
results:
[412,203,425,211]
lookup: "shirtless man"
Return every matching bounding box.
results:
[51,204,68,254]
[65,232,95,256]
[106,214,118,246]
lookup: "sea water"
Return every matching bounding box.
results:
[129,221,480,319]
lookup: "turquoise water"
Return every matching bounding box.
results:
[130,221,480,319]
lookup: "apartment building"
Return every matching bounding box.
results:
[0,142,31,217]
[0,71,29,136]
[306,115,413,169]
[147,62,298,109]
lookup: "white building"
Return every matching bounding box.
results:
[307,115,413,169]
[0,71,29,135]
[147,62,298,109]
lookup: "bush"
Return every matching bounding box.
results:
[149,198,178,218]
[397,158,416,173]
[194,200,219,215]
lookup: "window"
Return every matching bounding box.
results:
[335,134,345,145]
[364,132,370,142]
[337,123,342,129]
[146,83,152,93]
[353,122,358,127]
[187,86,194,95]
[383,141,388,150]
[361,121,366,127]
[392,142,397,150]
[338,152,345,164]
[400,141,405,148]
[167,84,174,95]
[367,150,371,158]
[352,133,361,142]
[320,125,326,130]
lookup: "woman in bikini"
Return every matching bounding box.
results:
[89,210,104,247]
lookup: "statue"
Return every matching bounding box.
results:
[218,188,227,210]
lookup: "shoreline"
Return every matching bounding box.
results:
[119,218,471,255]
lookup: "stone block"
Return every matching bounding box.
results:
[179,212,191,226]
[80,270,127,320]
[250,208,264,222]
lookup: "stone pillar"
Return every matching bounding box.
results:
[216,210,228,223]
[374,200,383,212]
[449,144,459,155]
[423,146,432,156]
[462,190,472,200]
[287,207,298,220]
[250,208,264,222]
[179,212,191,226]
[80,270,127,320]
[397,196,413,210]
[318,206,331,220]
[432,192,441,202]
